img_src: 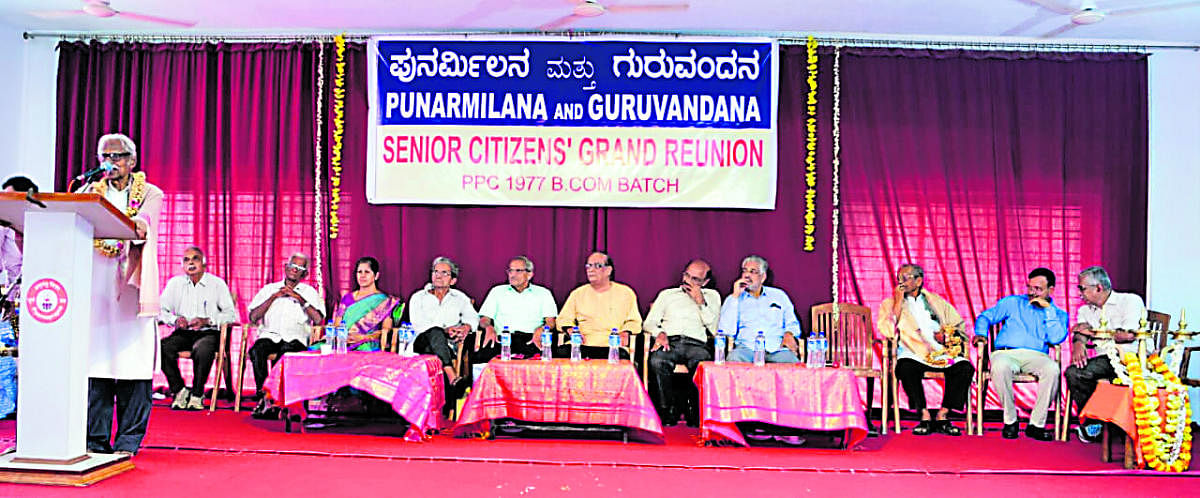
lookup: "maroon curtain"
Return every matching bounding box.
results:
[836,48,1148,324]
[325,44,835,321]
[55,41,322,314]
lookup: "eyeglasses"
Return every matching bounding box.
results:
[285,263,307,272]
[98,152,133,160]
[432,269,453,276]
[740,267,763,275]
[683,273,708,283]
[584,263,607,269]
[1077,284,1096,292]
[896,274,918,283]
[506,268,530,274]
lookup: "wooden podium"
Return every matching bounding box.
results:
[0,192,139,485]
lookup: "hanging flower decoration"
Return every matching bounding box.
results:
[90,172,148,258]
[329,33,346,239]
[802,35,818,253]
[1121,351,1192,472]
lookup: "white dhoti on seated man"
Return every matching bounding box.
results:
[78,132,163,455]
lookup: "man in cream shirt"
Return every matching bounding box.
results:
[644,259,720,426]
[556,251,642,360]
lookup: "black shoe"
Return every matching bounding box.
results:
[1025,425,1054,441]
[1002,422,1019,439]
[912,420,933,436]
[251,398,279,420]
[934,420,962,436]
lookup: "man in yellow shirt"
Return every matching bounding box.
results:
[556,251,642,360]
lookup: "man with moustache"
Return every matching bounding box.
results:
[158,246,237,411]
[719,255,802,364]
[79,133,164,455]
[473,255,558,363]
[973,267,1069,441]
[556,251,642,360]
[644,259,721,426]
[247,252,325,416]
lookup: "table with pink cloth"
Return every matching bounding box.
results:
[453,359,664,443]
[263,352,446,442]
[694,362,868,448]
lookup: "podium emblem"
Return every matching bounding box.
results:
[25,278,69,324]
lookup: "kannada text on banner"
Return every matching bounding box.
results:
[367,36,779,209]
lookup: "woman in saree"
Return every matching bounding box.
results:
[311,256,401,352]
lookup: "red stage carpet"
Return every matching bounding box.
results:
[0,405,1194,496]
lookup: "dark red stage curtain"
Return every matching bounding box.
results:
[836,48,1148,322]
[54,41,322,314]
[323,44,835,319]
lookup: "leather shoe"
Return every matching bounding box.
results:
[1025,424,1055,441]
[1002,422,1019,439]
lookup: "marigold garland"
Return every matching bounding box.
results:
[329,33,346,240]
[802,35,818,253]
[1121,351,1192,472]
[91,172,148,258]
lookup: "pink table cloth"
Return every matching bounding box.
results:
[453,359,664,443]
[694,362,868,448]
[263,352,446,442]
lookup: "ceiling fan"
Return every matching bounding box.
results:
[1004,0,1200,38]
[538,0,689,31]
[30,0,197,27]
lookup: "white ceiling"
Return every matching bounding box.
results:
[2,0,1199,45]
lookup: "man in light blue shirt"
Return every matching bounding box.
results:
[719,255,802,363]
[973,267,1069,442]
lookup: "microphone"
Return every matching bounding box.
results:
[74,161,114,181]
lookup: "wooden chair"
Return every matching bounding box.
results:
[811,303,891,435]
[1146,310,1171,353]
[234,324,323,412]
[972,322,1066,440]
[886,333,977,437]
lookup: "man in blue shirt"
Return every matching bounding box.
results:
[719,255,802,364]
[973,267,1069,441]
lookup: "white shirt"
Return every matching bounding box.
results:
[1077,290,1146,355]
[477,283,557,333]
[158,273,237,328]
[408,284,478,335]
[643,287,721,342]
[248,281,324,344]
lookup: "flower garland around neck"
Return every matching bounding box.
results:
[91,171,148,258]
[1119,351,1192,472]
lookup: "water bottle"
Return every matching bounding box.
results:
[395,323,409,355]
[499,326,512,361]
[753,330,766,366]
[336,320,348,354]
[805,333,817,367]
[816,331,828,367]
[607,328,621,364]
[540,326,553,361]
[322,321,335,354]
[570,326,583,362]
[713,329,726,365]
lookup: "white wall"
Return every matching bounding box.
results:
[0,28,57,192]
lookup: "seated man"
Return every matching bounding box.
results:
[644,259,721,426]
[158,246,237,411]
[556,251,642,360]
[877,264,972,436]
[247,252,325,417]
[1065,265,1145,443]
[973,267,1069,441]
[409,256,478,385]
[472,255,558,363]
[719,255,801,364]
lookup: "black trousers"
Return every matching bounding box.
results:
[87,378,152,454]
[248,338,308,393]
[471,330,543,363]
[1065,355,1115,415]
[894,358,974,412]
[160,328,220,395]
[552,344,631,360]
[648,336,711,419]
[415,327,457,369]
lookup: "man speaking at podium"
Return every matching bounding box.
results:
[76,133,164,455]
